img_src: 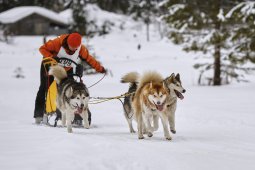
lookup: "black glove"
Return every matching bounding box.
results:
[76,64,84,77]
[52,56,60,63]
[101,67,107,74]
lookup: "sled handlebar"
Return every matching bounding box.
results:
[56,57,83,78]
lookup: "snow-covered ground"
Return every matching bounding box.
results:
[0,22,255,170]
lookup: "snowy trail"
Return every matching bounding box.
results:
[0,32,255,170]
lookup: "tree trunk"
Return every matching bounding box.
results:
[146,23,150,42]
[213,0,222,86]
[213,44,221,85]
[158,21,163,39]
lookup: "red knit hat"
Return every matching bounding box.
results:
[67,33,82,48]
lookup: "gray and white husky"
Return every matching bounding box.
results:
[49,65,90,133]
[121,72,186,135]
[161,73,186,134]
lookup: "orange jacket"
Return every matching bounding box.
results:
[39,34,104,73]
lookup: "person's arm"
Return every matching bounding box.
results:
[79,45,105,73]
[39,36,63,58]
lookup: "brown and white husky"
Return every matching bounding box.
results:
[121,71,171,140]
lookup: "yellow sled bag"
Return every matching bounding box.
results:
[46,80,57,113]
[42,57,58,114]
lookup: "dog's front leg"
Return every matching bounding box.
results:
[168,107,177,134]
[82,109,89,129]
[168,113,176,134]
[142,121,147,134]
[66,113,74,133]
[62,112,66,127]
[143,114,153,137]
[137,113,144,139]
[153,115,159,131]
[159,113,172,140]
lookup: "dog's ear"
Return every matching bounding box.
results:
[175,73,180,81]
[65,87,73,98]
[162,81,166,89]
[169,73,175,82]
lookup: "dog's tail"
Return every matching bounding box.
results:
[121,72,139,84]
[49,65,67,84]
[138,71,163,89]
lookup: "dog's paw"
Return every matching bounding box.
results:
[147,132,153,137]
[171,129,176,134]
[138,135,144,139]
[84,124,90,129]
[130,129,136,133]
[165,136,172,140]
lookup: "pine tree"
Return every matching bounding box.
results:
[224,1,255,82]
[130,0,159,41]
[0,0,22,12]
[163,0,251,85]
[94,0,130,14]
[70,0,87,35]
[0,0,66,12]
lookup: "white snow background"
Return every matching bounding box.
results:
[0,6,255,170]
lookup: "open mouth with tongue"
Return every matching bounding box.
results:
[155,103,164,111]
[174,90,184,100]
[74,106,83,114]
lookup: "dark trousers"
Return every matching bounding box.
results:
[34,62,53,118]
[33,62,89,123]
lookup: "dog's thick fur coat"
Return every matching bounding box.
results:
[122,71,171,140]
[49,65,90,133]
[122,72,186,140]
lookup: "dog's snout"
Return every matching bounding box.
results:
[183,89,186,93]
[80,104,84,108]
[157,101,161,105]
